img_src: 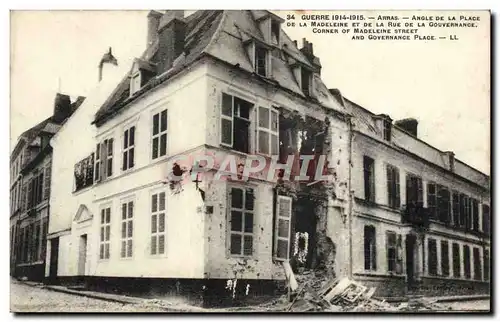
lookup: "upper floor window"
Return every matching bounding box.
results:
[255,46,268,77]
[427,182,437,220]
[221,93,252,154]
[482,204,490,235]
[363,156,375,203]
[74,153,94,192]
[437,185,451,224]
[152,109,167,160]
[300,67,313,97]
[471,198,479,232]
[386,164,400,209]
[406,173,423,207]
[257,106,279,156]
[27,172,44,209]
[271,20,280,45]
[123,126,135,171]
[229,186,255,257]
[452,191,460,226]
[94,138,114,182]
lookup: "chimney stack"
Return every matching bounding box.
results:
[444,151,455,172]
[157,10,186,73]
[98,47,118,82]
[395,118,418,137]
[299,38,321,75]
[147,10,163,48]
[53,93,72,124]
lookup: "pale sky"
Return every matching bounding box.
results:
[10,10,490,175]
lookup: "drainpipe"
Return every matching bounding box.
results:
[347,115,354,279]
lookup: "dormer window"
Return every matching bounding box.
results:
[255,46,268,77]
[271,20,280,45]
[383,119,392,141]
[130,72,141,96]
[301,68,312,96]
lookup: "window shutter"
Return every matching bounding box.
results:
[94,143,101,182]
[221,93,234,146]
[394,168,400,208]
[20,183,27,211]
[43,164,51,200]
[274,195,292,260]
[27,179,33,209]
[386,165,393,207]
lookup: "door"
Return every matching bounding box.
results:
[78,234,87,276]
[49,237,59,279]
[405,234,416,288]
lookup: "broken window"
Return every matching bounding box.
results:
[427,182,437,220]
[278,115,298,164]
[363,156,375,203]
[463,245,471,279]
[364,225,376,271]
[255,46,267,76]
[386,164,400,209]
[229,186,254,257]
[151,192,166,255]
[482,204,490,235]
[274,195,292,260]
[452,243,460,278]
[300,67,312,96]
[99,207,111,260]
[152,109,168,159]
[437,185,451,224]
[220,93,252,153]
[440,240,449,276]
[120,201,134,258]
[473,247,481,281]
[406,173,423,207]
[271,20,280,45]
[74,153,94,192]
[427,238,437,276]
[386,231,397,273]
[123,126,135,171]
[258,106,279,156]
[483,249,490,281]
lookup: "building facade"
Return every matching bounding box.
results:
[41,10,490,303]
[10,94,85,281]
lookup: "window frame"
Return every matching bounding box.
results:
[219,92,254,154]
[463,244,471,279]
[427,238,438,276]
[99,205,112,260]
[427,182,437,220]
[130,71,141,96]
[273,195,292,261]
[227,184,256,258]
[150,189,167,256]
[363,156,375,203]
[364,225,377,271]
[257,105,279,156]
[440,240,450,276]
[151,108,168,161]
[452,242,461,278]
[386,163,400,209]
[122,124,136,172]
[120,199,134,259]
[254,45,269,77]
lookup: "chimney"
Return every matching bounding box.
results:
[395,118,418,137]
[147,10,163,48]
[444,151,455,172]
[98,47,119,82]
[299,38,321,75]
[53,93,72,124]
[157,10,186,73]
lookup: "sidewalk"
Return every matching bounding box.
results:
[377,294,490,303]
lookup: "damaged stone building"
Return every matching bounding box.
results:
[10,93,85,281]
[25,10,489,304]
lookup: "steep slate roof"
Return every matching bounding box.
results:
[93,10,346,126]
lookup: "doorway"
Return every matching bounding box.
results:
[49,237,59,280]
[78,234,88,276]
[405,234,417,289]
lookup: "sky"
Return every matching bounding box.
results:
[10,10,490,175]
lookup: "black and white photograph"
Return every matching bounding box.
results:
[8,7,491,313]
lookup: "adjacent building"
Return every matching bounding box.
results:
[10,10,489,303]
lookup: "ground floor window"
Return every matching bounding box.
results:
[483,249,490,281]
[228,186,255,257]
[427,238,437,276]
[452,243,460,278]
[151,192,166,255]
[99,207,111,260]
[473,247,481,281]
[364,225,376,271]
[463,245,471,279]
[440,240,449,276]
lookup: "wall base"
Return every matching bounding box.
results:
[14,263,46,282]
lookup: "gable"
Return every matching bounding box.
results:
[73,204,93,223]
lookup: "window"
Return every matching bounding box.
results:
[473,247,481,281]
[257,106,279,156]
[274,195,292,260]
[471,199,479,232]
[463,245,471,279]
[363,156,375,203]
[427,238,437,276]
[152,109,168,159]
[151,192,166,255]
[229,186,254,257]
[99,207,111,260]
[122,126,135,171]
[364,226,376,271]
[220,93,253,153]
[255,46,267,76]
[34,221,41,261]
[27,172,44,209]
[440,240,449,276]
[74,154,94,192]
[427,183,437,220]
[300,67,312,96]
[94,139,114,182]
[452,191,460,226]
[130,73,141,96]
[386,232,398,273]
[459,194,467,227]
[382,119,392,141]
[386,164,400,209]
[271,20,280,45]
[452,243,460,278]
[483,249,490,281]
[43,164,51,200]
[482,204,490,235]
[406,173,423,206]
[437,185,451,224]
[120,201,134,258]
[40,219,48,261]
